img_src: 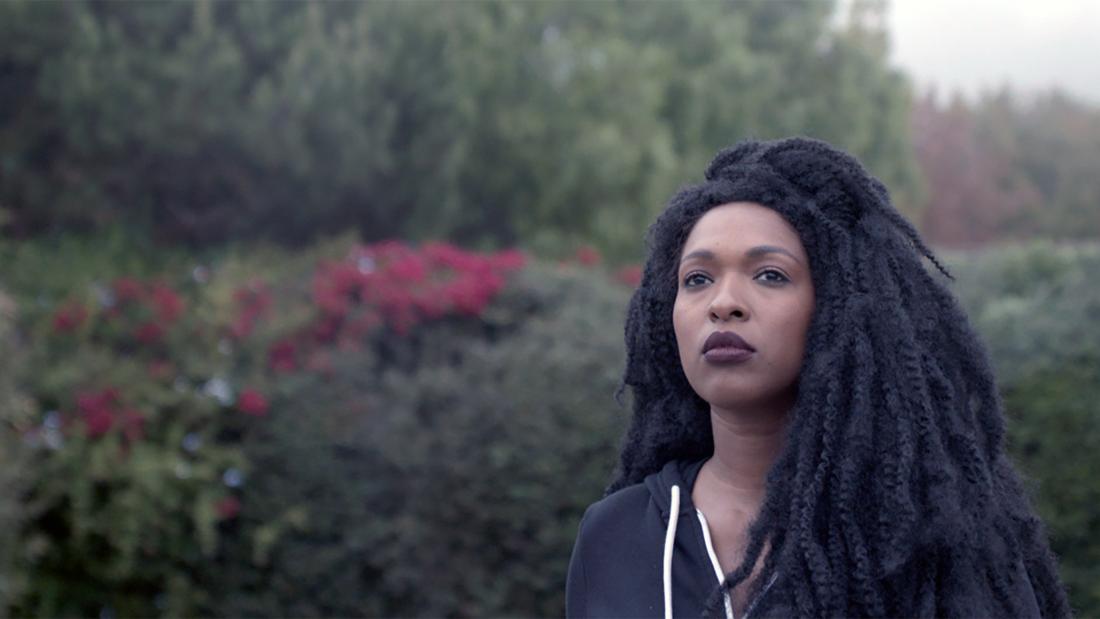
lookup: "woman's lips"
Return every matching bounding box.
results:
[703,347,754,364]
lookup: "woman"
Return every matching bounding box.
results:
[565,137,1071,618]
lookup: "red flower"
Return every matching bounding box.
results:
[112,278,144,304]
[134,321,165,345]
[120,409,145,442]
[52,302,88,334]
[215,496,242,520]
[422,241,478,271]
[82,407,114,437]
[311,262,366,317]
[388,255,428,284]
[237,389,269,417]
[444,272,503,317]
[149,283,185,323]
[230,281,272,339]
[370,240,413,264]
[229,317,252,340]
[76,388,121,438]
[614,264,643,288]
[77,387,120,413]
[412,295,447,319]
[575,245,601,266]
[311,315,343,343]
[389,312,417,336]
[268,340,297,373]
[309,241,523,337]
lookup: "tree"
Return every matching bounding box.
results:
[1,0,922,261]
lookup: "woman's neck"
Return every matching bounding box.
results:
[701,403,791,505]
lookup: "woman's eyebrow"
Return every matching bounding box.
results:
[679,245,802,267]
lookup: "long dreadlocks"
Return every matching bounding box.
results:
[610,137,1071,618]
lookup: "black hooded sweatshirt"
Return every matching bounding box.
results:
[566,458,778,619]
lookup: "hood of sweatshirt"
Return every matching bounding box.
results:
[644,457,708,523]
[566,458,779,619]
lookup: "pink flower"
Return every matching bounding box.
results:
[237,389,269,417]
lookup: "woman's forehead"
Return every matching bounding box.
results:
[681,202,805,257]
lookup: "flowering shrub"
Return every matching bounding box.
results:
[6,237,1100,617]
[10,239,529,617]
[310,241,525,338]
[200,261,631,618]
[1,290,33,609]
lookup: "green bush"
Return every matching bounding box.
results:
[204,263,629,617]
[1003,357,1100,615]
[1,1,919,260]
[0,289,33,609]
[6,235,1098,617]
[945,240,1100,384]
[946,241,1100,617]
[8,235,631,617]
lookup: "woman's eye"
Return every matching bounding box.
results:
[683,273,709,287]
[755,269,789,284]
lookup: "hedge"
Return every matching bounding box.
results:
[2,236,1097,617]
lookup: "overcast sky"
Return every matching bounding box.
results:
[885,0,1100,105]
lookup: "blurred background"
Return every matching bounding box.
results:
[1,0,1097,616]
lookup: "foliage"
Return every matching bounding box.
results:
[0,0,920,262]
[0,289,33,609]
[4,236,533,617]
[944,240,1100,385]
[202,263,629,617]
[913,90,1100,247]
[944,241,1100,617]
[4,233,1098,617]
[1003,358,1100,616]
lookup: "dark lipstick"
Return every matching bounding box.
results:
[702,330,755,364]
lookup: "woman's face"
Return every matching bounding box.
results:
[673,201,815,413]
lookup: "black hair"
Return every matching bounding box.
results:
[610,137,1071,618]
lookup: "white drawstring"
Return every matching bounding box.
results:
[663,485,681,619]
[697,509,736,619]
[664,481,776,619]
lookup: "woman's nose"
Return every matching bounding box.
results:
[708,283,748,321]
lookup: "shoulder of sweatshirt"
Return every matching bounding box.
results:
[577,481,660,542]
